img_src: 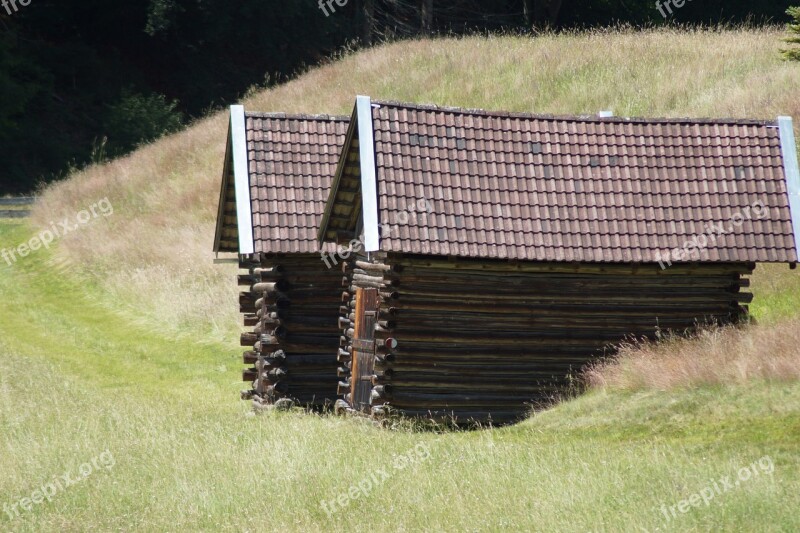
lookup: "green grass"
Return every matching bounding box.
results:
[6,27,800,532]
[750,264,800,324]
[2,220,800,532]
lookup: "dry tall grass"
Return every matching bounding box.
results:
[585,319,800,391]
[30,27,800,340]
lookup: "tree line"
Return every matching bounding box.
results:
[0,0,794,193]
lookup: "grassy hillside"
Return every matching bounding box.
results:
[29,27,800,339]
[2,28,800,531]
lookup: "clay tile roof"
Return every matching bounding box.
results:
[246,112,349,254]
[364,100,798,263]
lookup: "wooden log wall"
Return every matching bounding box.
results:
[239,253,343,408]
[336,254,754,424]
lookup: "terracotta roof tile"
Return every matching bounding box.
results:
[245,113,348,254]
[369,101,798,263]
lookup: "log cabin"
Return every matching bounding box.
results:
[214,106,349,408]
[319,96,800,424]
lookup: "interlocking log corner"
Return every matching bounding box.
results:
[238,253,343,409]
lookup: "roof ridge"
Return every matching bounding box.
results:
[370,99,777,126]
[244,110,350,122]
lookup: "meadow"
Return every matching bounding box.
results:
[1,28,800,531]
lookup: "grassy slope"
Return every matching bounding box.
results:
[1,220,798,532]
[29,28,800,339]
[2,28,800,531]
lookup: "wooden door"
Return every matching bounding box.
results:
[351,288,379,412]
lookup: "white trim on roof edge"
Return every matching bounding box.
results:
[357,95,380,252]
[778,116,800,259]
[230,105,255,255]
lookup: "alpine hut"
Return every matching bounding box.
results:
[214,106,349,408]
[319,97,800,424]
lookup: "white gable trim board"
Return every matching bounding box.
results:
[230,105,255,255]
[778,116,800,260]
[357,95,380,252]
